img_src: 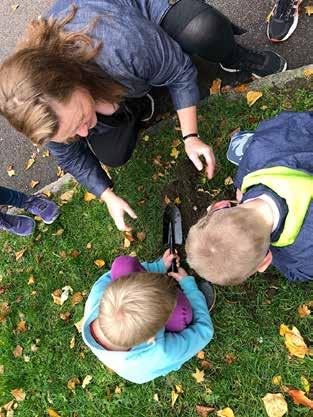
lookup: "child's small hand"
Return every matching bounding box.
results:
[168,267,189,282]
[162,249,179,270]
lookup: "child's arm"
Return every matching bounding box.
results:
[142,249,177,274]
[162,275,213,363]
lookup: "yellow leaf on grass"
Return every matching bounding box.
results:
[304,68,313,78]
[298,304,311,318]
[171,390,179,407]
[30,180,40,189]
[16,320,27,333]
[15,248,27,261]
[170,147,180,159]
[174,197,181,205]
[69,336,75,349]
[246,91,263,107]
[67,377,80,390]
[71,292,84,306]
[74,317,83,333]
[11,388,26,401]
[272,375,282,385]
[197,351,205,360]
[305,5,313,16]
[86,242,92,250]
[224,176,234,186]
[82,375,92,389]
[192,368,205,383]
[84,192,96,202]
[25,157,35,170]
[53,228,64,237]
[48,409,61,417]
[279,324,310,358]
[124,231,135,248]
[217,407,235,417]
[301,376,310,394]
[210,78,222,95]
[60,190,74,203]
[262,393,288,417]
[94,259,105,268]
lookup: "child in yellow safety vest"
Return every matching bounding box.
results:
[185,111,313,284]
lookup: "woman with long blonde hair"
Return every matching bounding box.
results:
[0,1,287,230]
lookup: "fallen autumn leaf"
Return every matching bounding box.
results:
[262,393,288,417]
[279,324,311,358]
[246,91,263,107]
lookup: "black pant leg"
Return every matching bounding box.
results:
[86,104,140,168]
[161,0,237,63]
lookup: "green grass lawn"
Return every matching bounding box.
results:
[0,80,313,417]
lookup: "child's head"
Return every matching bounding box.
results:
[99,272,178,348]
[185,201,272,285]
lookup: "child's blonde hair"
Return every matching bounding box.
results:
[99,272,178,348]
[185,205,272,285]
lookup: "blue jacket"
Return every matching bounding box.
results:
[82,258,214,384]
[47,0,199,196]
[234,111,313,282]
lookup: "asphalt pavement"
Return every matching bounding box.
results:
[0,0,312,193]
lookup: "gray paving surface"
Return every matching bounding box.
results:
[0,0,313,193]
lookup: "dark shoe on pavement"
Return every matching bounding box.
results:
[220,45,287,78]
[267,0,302,42]
[0,212,35,236]
[197,280,216,312]
[24,194,60,224]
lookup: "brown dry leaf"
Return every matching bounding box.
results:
[164,195,171,205]
[298,304,311,318]
[42,150,50,158]
[56,166,64,177]
[0,302,10,323]
[197,351,205,360]
[210,78,222,95]
[69,336,75,349]
[234,84,248,93]
[82,375,92,389]
[15,248,27,261]
[225,353,236,364]
[94,259,105,268]
[174,197,181,205]
[279,324,310,358]
[224,176,234,186]
[262,393,288,417]
[48,409,61,417]
[71,292,84,306]
[30,180,40,189]
[170,147,180,159]
[288,389,313,409]
[25,157,35,171]
[305,5,313,15]
[59,312,71,322]
[172,138,181,147]
[192,368,205,383]
[67,377,80,390]
[301,376,310,394]
[70,249,80,259]
[246,91,263,107]
[196,405,215,417]
[86,242,92,250]
[60,190,74,203]
[124,231,135,249]
[84,192,96,202]
[28,275,35,285]
[74,317,83,333]
[11,388,26,402]
[16,320,27,333]
[217,407,235,417]
[7,164,16,177]
[136,232,146,242]
[52,286,73,306]
[13,345,23,358]
[200,360,213,370]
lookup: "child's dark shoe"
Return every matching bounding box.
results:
[0,212,35,236]
[197,280,216,312]
[24,194,60,224]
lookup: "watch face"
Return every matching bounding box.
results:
[227,131,254,165]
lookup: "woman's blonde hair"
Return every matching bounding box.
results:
[186,205,272,285]
[0,5,126,146]
[99,272,178,348]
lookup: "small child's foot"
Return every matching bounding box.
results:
[24,194,60,224]
[0,212,35,236]
[197,280,216,312]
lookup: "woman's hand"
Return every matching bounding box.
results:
[100,188,137,231]
[162,248,179,270]
[184,136,216,179]
[168,267,189,282]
